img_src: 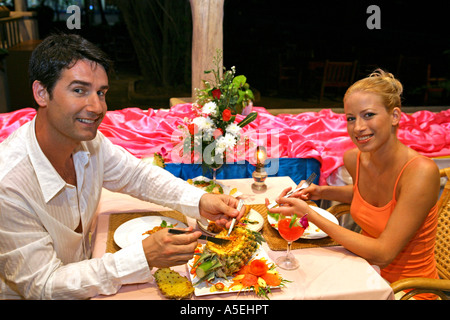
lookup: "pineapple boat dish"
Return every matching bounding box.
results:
[187,226,290,299]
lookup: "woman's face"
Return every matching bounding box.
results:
[344,91,400,153]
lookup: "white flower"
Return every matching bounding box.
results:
[192,116,214,132]
[222,133,237,148]
[215,137,227,155]
[202,129,214,142]
[215,133,237,155]
[202,101,218,117]
[191,116,215,143]
[225,123,241,137]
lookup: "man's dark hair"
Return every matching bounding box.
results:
[29,33,113,98]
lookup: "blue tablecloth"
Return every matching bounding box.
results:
[165,158,320,185]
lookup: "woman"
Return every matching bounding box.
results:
[267,69,440,299]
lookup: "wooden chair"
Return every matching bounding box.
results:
[319,60,358,103]
[424,64,447,105]
[327,167,450,300]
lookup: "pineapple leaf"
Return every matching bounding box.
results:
[250,230,266,244]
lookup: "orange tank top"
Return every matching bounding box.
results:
[350,152,439,296]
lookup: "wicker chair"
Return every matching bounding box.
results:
[326,167,450,300]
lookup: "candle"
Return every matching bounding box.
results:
[255,146,267,166]
[252,146,268,192]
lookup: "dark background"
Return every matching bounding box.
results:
[222,0,450,105]
[3,0,450,108]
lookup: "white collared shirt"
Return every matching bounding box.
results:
[0,117,206,299]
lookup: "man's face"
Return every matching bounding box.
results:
[38,59,109,145]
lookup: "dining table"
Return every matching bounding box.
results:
[90,176,394,300]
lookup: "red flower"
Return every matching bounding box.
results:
[222,109,232,122]
[212,88,221,99]
[213,128,224,139]
[188,123,198,135]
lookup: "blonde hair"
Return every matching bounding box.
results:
[344,69,403,112]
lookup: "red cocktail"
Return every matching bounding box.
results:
[276,215,308,270]
[278,218,306,241]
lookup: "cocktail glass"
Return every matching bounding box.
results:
[276,216,307,270]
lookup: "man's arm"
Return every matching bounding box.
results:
[0,197,152,299]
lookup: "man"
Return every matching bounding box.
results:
[0,33,244,299]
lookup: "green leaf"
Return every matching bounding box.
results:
[246,89,255,100]
[233,75,247,87]
[237,111,257,127]
[237,90,245,105]
[289,214,298,228]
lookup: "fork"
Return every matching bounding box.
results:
[267,172,317,209]
[227,199,244,236]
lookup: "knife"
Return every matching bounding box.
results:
[168,228,230,245]
[227,199,244,236]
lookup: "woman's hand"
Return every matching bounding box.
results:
[294,181,322,201]
[265,195,312,218]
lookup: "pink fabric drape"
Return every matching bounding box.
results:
[1,106,449,184]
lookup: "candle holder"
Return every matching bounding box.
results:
[252,146,268,192]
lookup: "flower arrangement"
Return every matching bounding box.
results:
[195,50,255,115]
[182,50,257,175]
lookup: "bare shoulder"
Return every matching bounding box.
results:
[400,155,440,198]
[343,148,358,177]
[406,155,439,179]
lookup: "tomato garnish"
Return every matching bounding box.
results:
[249,259,269,277]
[261,273,282,286]
[241,274,258,287]
[236,265,250,275]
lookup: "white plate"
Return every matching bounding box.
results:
[114,216,187,248]
[189,176,243,197]
[197,209,264,235]
[187,244,280,297]
[239,209,264,232]
[267,205,339,239]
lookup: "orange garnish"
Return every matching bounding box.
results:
[261,273,282,286]
[249,259,269,277]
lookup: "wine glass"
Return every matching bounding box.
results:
[276,215,307,270]
[211,162,223,184]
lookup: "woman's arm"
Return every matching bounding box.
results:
[269,156,440,268]
[293,148,357,204]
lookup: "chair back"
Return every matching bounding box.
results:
[435,167,450,280]
[319,60,358,103]
[322,60,358,87]
[424,64,447,104]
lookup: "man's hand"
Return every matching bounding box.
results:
[142,226,201,269]
[198,193,245,228]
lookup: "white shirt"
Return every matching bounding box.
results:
[0,117,206,299]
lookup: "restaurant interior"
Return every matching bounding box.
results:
[0,0,449,301]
